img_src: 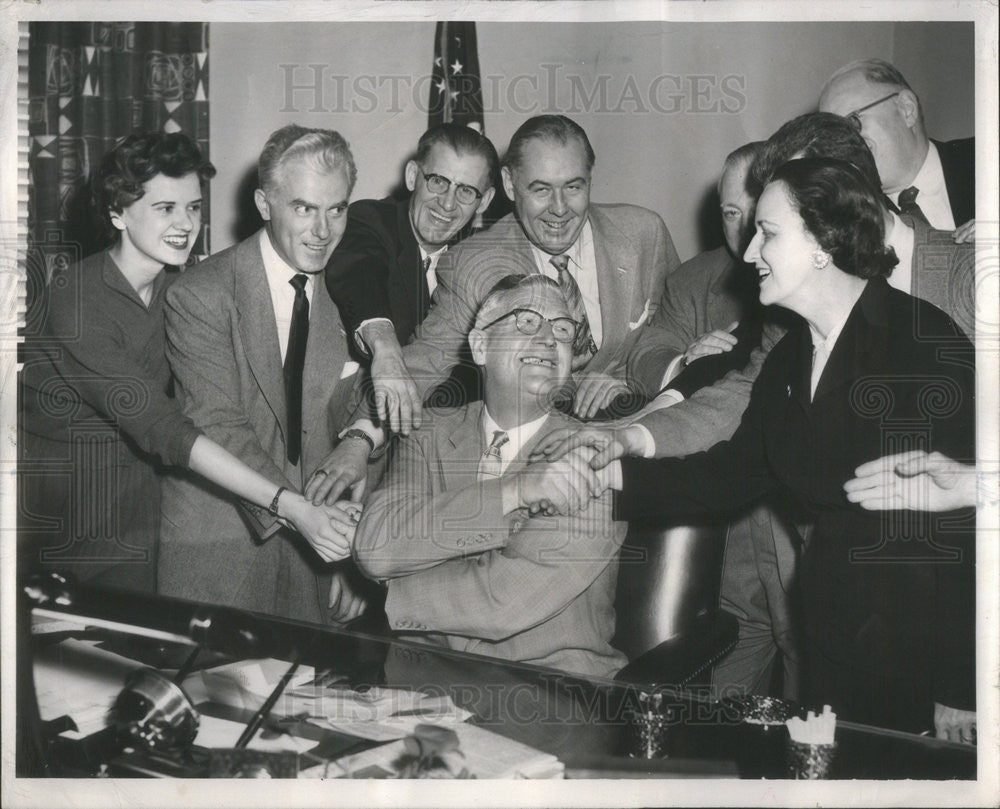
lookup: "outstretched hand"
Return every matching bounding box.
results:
[683,321,739,365]
[571,371,631,420]
[505,447,606,516]
[304,437,370,505]
[843,450,976,512]
[531,423,646,469]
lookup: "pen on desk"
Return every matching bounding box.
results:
[173,645,201,684]
[235,658,300,749]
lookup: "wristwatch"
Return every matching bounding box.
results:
[268,486,287,517]
[342,428,376,455]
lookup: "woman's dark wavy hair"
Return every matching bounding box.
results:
[770,157,898,280]
[92,132,216,242]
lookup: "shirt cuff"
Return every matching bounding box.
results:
[596,460,624,491]
[339,418,386,451]
[659,353,686,390]
[354,317,395,357]
[633,425,656,458]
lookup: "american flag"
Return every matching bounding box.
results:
[429,22,484,131]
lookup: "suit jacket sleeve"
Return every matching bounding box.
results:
[617,341,782,521]
[626,273,698,398]
[165,280,296,538]
[353,430,512,579]
[383,493,623,642]
[324,206,394,341]
[634,322,785,457]
[667,316,762,399]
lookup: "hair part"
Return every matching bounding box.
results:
[258,124,357,195]
[415,123,500,187]
[750,112,882,198]
[504,115,595,173]
[92,131,215,242]
[771,157,898,280]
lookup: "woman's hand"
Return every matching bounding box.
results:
[934,702,976,744]
[843,450,976,511]
[531,424,647,469]
[282,493,363,563]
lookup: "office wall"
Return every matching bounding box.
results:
[210,21,974,259]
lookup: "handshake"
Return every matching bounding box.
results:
[277,492,364,564]
[504,446,614,517]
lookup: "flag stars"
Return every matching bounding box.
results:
[451,59,463,74]
[435,78,449,95]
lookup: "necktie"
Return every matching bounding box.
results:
[897,186,929,225]
[421,255,434,310]
[549,254,597,362]
[477,430,509,480]
[284,273,309,465]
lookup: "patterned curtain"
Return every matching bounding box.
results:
[27,22,210,291]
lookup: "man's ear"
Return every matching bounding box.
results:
[501,166,516,203]
[468,328,488,366]
[896,90,920,128]
[475,186,496,215]
[404,160,419,193]
[253,188,271,221]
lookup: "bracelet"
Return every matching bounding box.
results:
[342,428,376,456]
[268,486,288,517]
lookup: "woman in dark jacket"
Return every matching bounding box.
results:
[20,132,357,592]
[545,157,975,741]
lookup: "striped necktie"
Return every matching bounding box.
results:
[549,254,597,362]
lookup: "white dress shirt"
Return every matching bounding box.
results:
[260,229,316,363]
[481,407,550,476]
[530,220,603,349]
[890,142,956,230]
[808,312,851,401]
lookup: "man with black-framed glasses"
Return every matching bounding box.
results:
[818,58,975,242]
[324,123,499,436]
[352,272,628,678]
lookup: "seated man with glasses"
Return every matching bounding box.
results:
[323,123,499,436]
[352,271,628,679]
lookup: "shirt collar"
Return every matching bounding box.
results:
[909,141,947,196]
[259,228,315,293]
[481,406,550,459]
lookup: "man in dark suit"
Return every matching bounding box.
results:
[818,58,975,239]
[354,273,627,679]
[324,124,499,431]
[160,126,366,623]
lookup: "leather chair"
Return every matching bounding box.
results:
[613,518,738,690]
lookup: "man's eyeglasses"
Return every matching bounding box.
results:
[418,168,484,206]
[480,307,579,344]
[845,91,900,131]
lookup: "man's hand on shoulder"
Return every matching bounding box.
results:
[304,435,371,505]
[359,320,422,435]
[572,370,631,420]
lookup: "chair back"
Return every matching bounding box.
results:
[613,518,728,661]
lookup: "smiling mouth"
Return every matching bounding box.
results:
[757,267,771,281]
[428,210,455,226]
[520,356,555,367]
[304,242,330,252]
[163,236,189,249]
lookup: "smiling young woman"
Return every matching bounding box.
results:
[20,132,357,593]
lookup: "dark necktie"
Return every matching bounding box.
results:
[549,254,597,363]
[477,430,510,480]
[284,273,309,465]
[420,255,433,314]
[897,186,929,225]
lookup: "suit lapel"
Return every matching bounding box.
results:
[301,273,347,467]
[393,198,427,318]
[235,232,287,443]
[588,206,638,361]
[439,402,486,489]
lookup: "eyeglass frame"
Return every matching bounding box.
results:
[417,167,485,206]
[479,307,580,344]
[845,91,900,131]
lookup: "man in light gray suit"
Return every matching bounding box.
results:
[354,273,628,679]
[160,126,368,623]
